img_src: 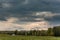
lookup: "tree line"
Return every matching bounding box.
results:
[0,26,60,36]
[14,26,60,36]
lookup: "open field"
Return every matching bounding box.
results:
[0,34,59,40]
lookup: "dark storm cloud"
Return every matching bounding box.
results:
[0,0,60,23]
[0,0,60,11]
[8,0,60,12]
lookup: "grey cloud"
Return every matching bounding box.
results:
[0,0,60,24]
[0,0,60,30]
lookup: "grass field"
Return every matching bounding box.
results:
[0,34,60,40]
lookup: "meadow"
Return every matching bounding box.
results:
[0,34,60,40]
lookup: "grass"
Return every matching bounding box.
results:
[0,34,59,40]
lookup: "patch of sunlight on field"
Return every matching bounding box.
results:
[0,34,59,40]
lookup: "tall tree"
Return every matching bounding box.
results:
[14,30,18,35]
[47,28,53,36]
[53,26,60,36]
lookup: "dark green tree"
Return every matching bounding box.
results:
[14,30,18,35]
[53,26,60,36]
[47,28,53,36]
[41,30,47,36]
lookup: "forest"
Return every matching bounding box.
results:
[0,26,60,36]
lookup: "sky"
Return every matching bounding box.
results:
[0,0,60,31]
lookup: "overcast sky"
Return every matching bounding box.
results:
[0,0,60,31]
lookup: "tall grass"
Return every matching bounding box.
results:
[0,34,59,40]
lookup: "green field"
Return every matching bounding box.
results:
[0,34,60,40]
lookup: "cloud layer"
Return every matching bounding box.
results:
[0,17,50,31]
[0,0,60,30]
